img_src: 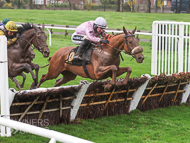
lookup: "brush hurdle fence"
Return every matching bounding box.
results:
[1,21,190,142]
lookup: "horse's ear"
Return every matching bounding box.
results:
[42,23,45,31]
[132,27,137,34]
[32,23,38,31]
[123,26,128,35]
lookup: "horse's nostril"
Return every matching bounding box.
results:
[138,56,144,61]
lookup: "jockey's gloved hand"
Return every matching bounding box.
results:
[100,39,109,44]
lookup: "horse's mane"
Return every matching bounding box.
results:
[104,33,124,41]
[105,30,133,41]
[17,23,33,35]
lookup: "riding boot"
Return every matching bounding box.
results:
[74,39,89,61]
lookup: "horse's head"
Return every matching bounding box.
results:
[122,26,144,63]
[31,23,50,58]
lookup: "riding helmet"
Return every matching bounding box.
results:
[94,17,108,29]
[2,18,10,25]
[5,21,18,32]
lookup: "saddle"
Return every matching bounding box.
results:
[64,44,94,66]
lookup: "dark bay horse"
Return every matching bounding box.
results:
[8,23,50,90]
[37,26,144,90]
[11,46,39,90]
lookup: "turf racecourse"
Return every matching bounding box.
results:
[1,9,190,89]
[1,9,190,142]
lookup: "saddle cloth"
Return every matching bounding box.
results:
[64,45,93,66]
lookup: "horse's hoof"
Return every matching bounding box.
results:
[104,84,112,92]
[117,81,123,86]
[30,82,37,90]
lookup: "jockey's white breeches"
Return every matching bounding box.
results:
[71,32,88,45]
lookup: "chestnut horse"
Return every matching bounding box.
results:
[8,23,50,90]
[37,26,144,90]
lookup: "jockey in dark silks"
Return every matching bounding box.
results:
[71,17,109,60]
[0,18,10,31]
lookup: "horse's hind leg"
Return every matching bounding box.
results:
[36,74,48,88]
[54,71,77,87]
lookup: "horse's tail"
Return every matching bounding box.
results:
[40,57,52,68]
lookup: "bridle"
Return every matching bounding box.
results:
[124,34,135,56]
[102,34,136,56]
[21,30,47,53]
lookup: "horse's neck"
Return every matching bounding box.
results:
[107,34,125,55]
[19,29,35,52]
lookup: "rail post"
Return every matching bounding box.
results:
[0,36,11,137]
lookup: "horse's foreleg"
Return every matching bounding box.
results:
[9,77,22,91]
[36,74,47,88]
[12,63,38,87]
[94,65,118,90]
[31,63,39,82]
[116,67,132,86]
[54,71,77,87]
[19,73,26,88]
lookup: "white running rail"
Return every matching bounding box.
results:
[0,35,11,137]
[151,21,190,75]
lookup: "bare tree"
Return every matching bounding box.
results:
[187,0,190,13]
[68,0,71,10]
[116,0,120,11]
[29,0,33,9]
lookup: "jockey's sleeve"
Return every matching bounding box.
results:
[0,30,4,35]
[85,22,101,43]
[0,31,17,46]
[7,38,17,46]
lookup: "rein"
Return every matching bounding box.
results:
[21,31,46,53]
[101,34,136,61]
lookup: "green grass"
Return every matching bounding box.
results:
[1,9,190,142]
[1,9,190,90]
[1,104,190,143]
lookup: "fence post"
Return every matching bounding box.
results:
[181,83,190,104]
[129,74,151,113]
[0,36,11,137]
[178,23,184,73]
[151,21,158,75]
[70,83,90,121]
